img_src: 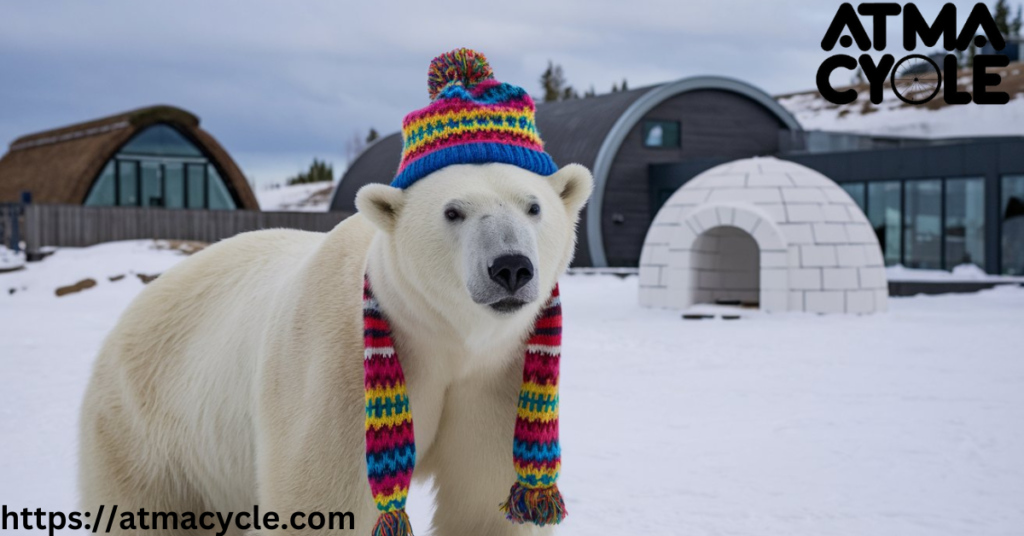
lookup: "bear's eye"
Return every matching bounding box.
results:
[528,203,541,216]
[444,208,464,222]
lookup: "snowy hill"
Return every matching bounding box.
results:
[256,181,336,212]
[778,62,1024,138]
[3,241,1024,535]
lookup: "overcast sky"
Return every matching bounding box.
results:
[0,0,997,187]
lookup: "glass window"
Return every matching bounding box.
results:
[118,161,138,206]
[84,162,116,206]
[187,164,206,209]
[840,182,866,212]
[206,166,236,210]
[642,120,680,148]
[164,163,185,209]
[1002,175,1024,275]
[141,161,163,207]
[119,124,203,157]
[904,179,942,269]
[867,181,902,265]
[945,178,985,270]
[83,123,241,210]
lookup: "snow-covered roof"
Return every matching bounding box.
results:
[777,62,1024,138]
[256,181,335,212]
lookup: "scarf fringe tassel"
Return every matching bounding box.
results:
[371,509,413,536]
[500,482,567,526]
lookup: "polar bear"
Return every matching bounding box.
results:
[78,162,593,536]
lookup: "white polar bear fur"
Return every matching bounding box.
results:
[78,163,593,536]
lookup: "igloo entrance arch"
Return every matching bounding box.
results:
[641,202,790,312]
[639,157,889,314]
[691,226,761,307]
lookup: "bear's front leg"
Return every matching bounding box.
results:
[254,451,379,535]
[421,364,555,536]
[253,366,381,535]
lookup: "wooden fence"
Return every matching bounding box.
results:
[23,204,353,251]
[1,203,24,251]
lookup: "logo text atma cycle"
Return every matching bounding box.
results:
[817,3,1011,105]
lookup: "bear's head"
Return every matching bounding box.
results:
[356,163,592,318]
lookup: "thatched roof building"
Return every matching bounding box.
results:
[0,105,258,210]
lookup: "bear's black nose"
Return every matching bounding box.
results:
[489,254,534,293]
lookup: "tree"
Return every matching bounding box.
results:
[287,159,333,186]
[344,128,376,164]
[1012,4,1022,35]
[540,61,568,103]
[993,0,1013,36]
[538,61,584,102]
[541,62,625,99]
[851,67,866,85]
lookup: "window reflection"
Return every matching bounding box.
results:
[642,120,680,148]
[904,179,942,269]
[1002,175,1024,275]
[119,124,203,157]
[945,178,985,270]
[118,161,138,206]
[85,162,116,206]
[867,181,901,265]
[165,163,184,209]
[187,164,206,209]
[141,162,162,207]
[207,167,235,210]
[840,182,866,212]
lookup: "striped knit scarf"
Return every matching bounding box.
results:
[363,276,566,536]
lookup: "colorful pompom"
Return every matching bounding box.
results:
[427,48,494,100]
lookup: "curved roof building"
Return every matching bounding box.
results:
[639,157,888,314]
[331,76,801,267]
[0,105,258,210]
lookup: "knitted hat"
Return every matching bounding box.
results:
[363,47,565,536]
[391,48,558,189]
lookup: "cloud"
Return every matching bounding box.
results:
[0,0,983,186]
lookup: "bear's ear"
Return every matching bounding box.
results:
[548,163,594,217]
[355,183,405,233]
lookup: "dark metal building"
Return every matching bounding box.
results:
[330,76,802,267]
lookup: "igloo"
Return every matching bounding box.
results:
[638,157,888,314]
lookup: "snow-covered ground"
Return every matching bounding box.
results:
[256,182,336,212]
[574,264,1024,284]
[0,245,25,272]
[3,241,1024,535]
